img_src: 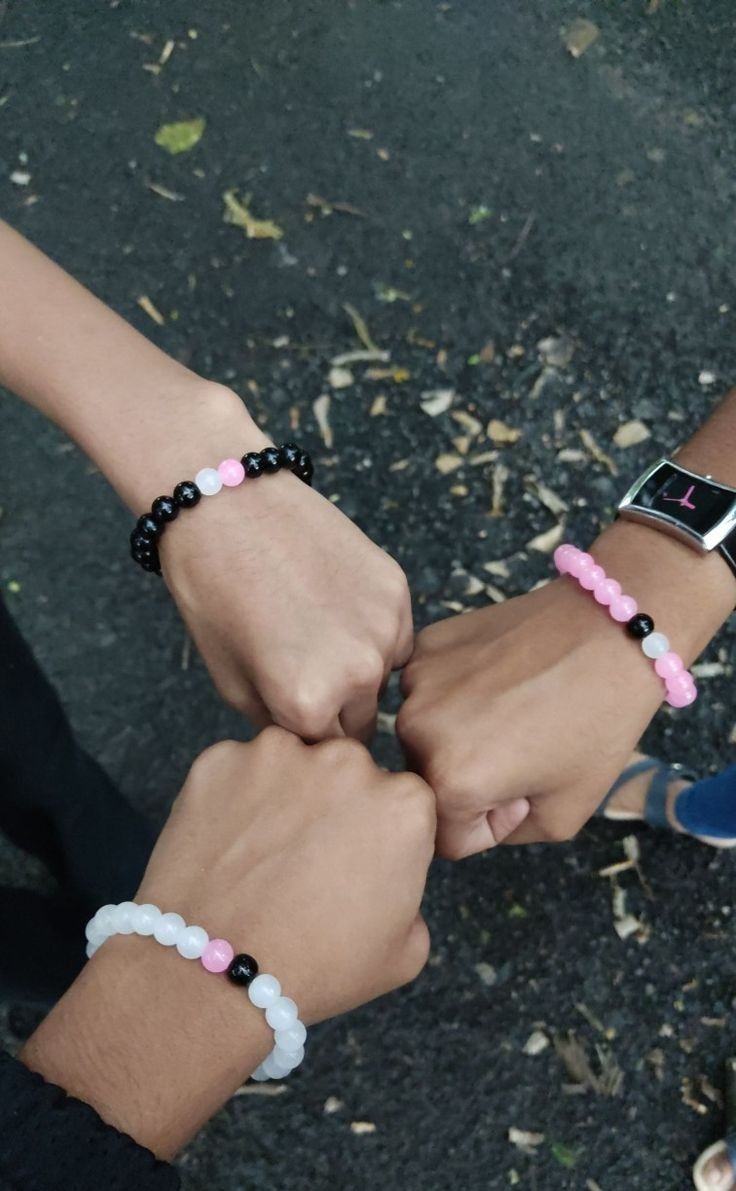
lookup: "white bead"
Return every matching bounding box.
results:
[176,925,209,959]
[642,632,670,659]
[250,1066,271,1082]
[272,1044,303,1071]
[110,901,138,935]
[195,467,223,496]
[131,903,161,936]
[261,1051,291,1080]
[85,919,106,945]
[265,996,298,1030]
[153,911,186,947]
[248,974,282,1008]
[85,940,99,959]
[274,1022,307,1052]
[93,904,117,936]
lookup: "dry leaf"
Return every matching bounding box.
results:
[527,524,564,553]
[323,1096,343,1114]
[343,302,382,353]
[561,18,600,58]
[451,410,483,437]
[350,1121,377,1135]
[508,1127,545,1152]
[146,180,184,201]
[420,388,454,417]
[490,463,509,516]
[475,961,497,986]
[452,435,471,455]
[223,189,283,240]
[580,428,618,475]
[527,480,568,515]
[137,295,165,325]
[487,419,522,445]
[328,366,353,389]
[313,394,333,448]
[523,1030,550,1056]
[435,453,463,474]
[614,420,650,448]
[450,483,469,497]
[483,560,511,579]
[154,117,206,155]
[537,334,575,367]
[370,395,387,416]
[390,458,410,472]
[470,450,499,466]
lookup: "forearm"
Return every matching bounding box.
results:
[0,220,266,511]
[20,937,271,1159]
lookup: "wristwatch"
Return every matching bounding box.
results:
[618,457,736,579]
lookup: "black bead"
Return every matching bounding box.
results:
[151,495,179,525]
[131,542,155,563]
[173,480,201,509]
[279,442,300,470]
[136,513,160,540]
[626,612,655,640]
[130,529,153,552]
[242,452,264,479]
[227,953,259,986]
[295,450,314,485]
[261,446,282,473]
[138,553,160,574]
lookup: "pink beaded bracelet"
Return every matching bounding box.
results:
[553,543,697,709]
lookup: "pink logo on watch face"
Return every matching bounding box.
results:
[663,483,697,511]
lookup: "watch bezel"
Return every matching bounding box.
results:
[618,457,736,553]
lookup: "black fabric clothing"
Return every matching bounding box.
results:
[0,594,155,1001]
[0,1051,180,1191]
[0,597,178,1187]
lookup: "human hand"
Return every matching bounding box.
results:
[22,729,435,1155]
[397,521,733,857]
[160,407,412,742]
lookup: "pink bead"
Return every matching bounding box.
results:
[568,551,594,578]
[201,938,234,973]
[609,594,638,622]
[665,670,696,697]
[218,459,245,487]
[666,682,697,708]
[579,563,606,591]
[654,651,685,680]
[554,544,577,574]
[594,577,621,606]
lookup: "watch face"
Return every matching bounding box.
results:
[638,463,735,538]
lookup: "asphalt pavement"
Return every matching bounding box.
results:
[1,2,736,1188]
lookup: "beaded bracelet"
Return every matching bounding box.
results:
[85,901,307,1082]
[553,543,697,709]
[129,442,313,575]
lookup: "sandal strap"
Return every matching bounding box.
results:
[599,759,661,816]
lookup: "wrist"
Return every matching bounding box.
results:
[588,518,733,659]
[95,379,271,514]
[20,934,271,1158]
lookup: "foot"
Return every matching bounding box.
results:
[604,752,736,849]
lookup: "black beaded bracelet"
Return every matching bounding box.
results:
[129,442,313,575]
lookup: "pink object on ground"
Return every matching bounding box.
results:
[201,938,234,973]
[218,459,246,487]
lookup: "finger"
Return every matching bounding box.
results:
[392,603,416,671]
[487,798,531,843]
[501,802,580,846]
[339,691,378,743]
[435,813,502,860]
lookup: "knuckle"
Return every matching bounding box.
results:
[347,648,385,691]
[256,724,297,752]
[392,773,436,835]
[187,739,242,788]
[315,735,371,770]
[277,687,336,740]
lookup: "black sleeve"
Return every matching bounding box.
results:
[0,1050,180,1191]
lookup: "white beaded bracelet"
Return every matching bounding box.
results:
[85,901,307,1082]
